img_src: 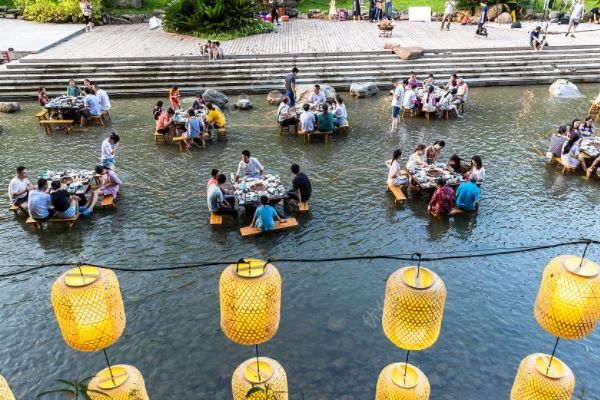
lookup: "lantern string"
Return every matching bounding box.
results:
[403,350,410,385]
[578,240,592,270]
[546,337,560,376]
[255,344,261,379]
[235,258,245,274]
[102,348,116,385]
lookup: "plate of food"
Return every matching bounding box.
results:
[426,169,443,177]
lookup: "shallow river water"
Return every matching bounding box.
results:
[1,85,600,399]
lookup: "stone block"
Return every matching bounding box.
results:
[392,46,424,60]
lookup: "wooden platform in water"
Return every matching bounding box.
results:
[240,218,298,237]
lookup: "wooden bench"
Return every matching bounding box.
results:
[334,122,350,135]
[26,213,80,233]
[87,115,104,126]
[39,119,74,135]
[9,203,27,216]
[299,202,309,212]
[302,130,331,144]
[36,109,48,121]
[240,217,298,237]
[154,131,166,144]
[549,156,576,174]
[100,194,117,209]
[172,135,188,152]
[387,182,407,203]
[100,110,112,121]
[210,213,223,225]
[449,205,478,216]
[280,123,297,136]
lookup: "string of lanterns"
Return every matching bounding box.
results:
[0,241,599,399]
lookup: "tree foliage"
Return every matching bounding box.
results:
[19,0,103,23]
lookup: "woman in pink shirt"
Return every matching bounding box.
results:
[80,166,122,216]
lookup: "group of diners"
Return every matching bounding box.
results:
[207,150,312,231]
[8,165,121,221]
[547,116,598,178]
[390,72,468,127]
[38,78,111,127]
[198,40,225,61]
[153,92,226,149]
[387,141,486,216]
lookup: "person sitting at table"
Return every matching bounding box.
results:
[455,176,481,212]
[50,180,79,219]
[251,195,285,232]
[422,86,437,113]
[153,101,163,121]
[101,132,120,169]
[191,93,205,113]
[333,95,347,127]
[406,144,427,169]
[444,73,458,91]
[207,173,238,221]
[402,84,418,116]
[286,163,312,207]
[206,168,219,191]
[28,178,55,222]
[299,103,315,132]
[38,87,49,107]
[408,72,418,88]
[156,107,175,134]
[317,103,334,132]
[83,79,94,94]
[185,108,206,148]
[79,87,101,127]
[309,85,326,105]
[425,140,446,165]
[455,79,469,104]
[8,166,34,206]
[422,74,435,88]
[277,97,297,131]
[428,177,455,217]
[205,102,226,129]
[388,149,409,189]
[447,154,471,174]
[580,116,596,138]
[437,88,459,117]
[235,150,265,181]
[464,155,485,185]
[80,166,121,216]
[92,83,111,111]
[560,133,581,171]
[547,126,568,158]
[566,118,581,140]
[66,79,80,97]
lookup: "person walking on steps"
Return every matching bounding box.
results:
[565,0,585,38]
[441,0,455,30]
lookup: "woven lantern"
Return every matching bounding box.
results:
[220,259,281,345]
[510,353,575,400]
[87,364,149,400]
[382,266,447,350]
[375,362,430,400]
[231,357,288,400]
[0,375,16,400]
[51,265,126,352]
[534,255,600,339]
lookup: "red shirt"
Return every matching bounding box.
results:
[156,112,171,130]
[206,177,217,192]
[429,186,455,215]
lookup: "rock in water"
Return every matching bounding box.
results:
[202,89,229,107]
[549,79,584,98]
[0,102,20,113]
[266,90,283,105]
[235,98,253,110]
[350,82,379,98]
[392,46,424,60]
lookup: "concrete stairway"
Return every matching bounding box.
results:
[1,45,600,100]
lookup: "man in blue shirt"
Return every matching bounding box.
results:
[251,195,285,231]
[80,87,101,126]
[185,109,205,148]
[455,177,481,212]
[28,178,55,221]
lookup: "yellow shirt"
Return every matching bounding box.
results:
[207,109,225,127]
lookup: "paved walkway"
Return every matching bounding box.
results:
[18,18,600,59]
[0,19,84,52]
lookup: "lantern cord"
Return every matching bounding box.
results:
[235,258,245,274]
[546,337,560,376]
[578,240,592,269]
[403,350,410,385]
[255,345,261,378]
[103,348,116,385]
[412,253,423,286]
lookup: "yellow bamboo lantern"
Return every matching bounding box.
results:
[0,375,16,400]
[231,357,288,400]
[534,255,600,339]
[51,265,126,352]
[382,266,447,350]
[87,364,149,400]
[510,353,575,400]
[375,362,430,400]
[220,259,281,345]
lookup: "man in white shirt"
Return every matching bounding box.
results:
[93,83,111,111]
[8,166,34,206]
[403,84,417,111]
[101,132,120,169]
[277,97,297,131]
[456,79,469,103]
[299,103,315,132]
[441,0,455,30]
[390,78,406,132]
[308,85,327,105]
[235,150,265,181]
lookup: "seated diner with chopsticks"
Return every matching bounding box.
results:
[317,103,334,132]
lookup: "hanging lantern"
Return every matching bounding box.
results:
[219,259,281,345]
[0,375,16,400]
[510,353,575,400]
[87,364,149,400]
[382,266,446,350]
[51,265,126,352]
[534,255,600,339]
[231,357,288,400]
[375,362,430,400]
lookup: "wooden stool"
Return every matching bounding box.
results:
[101,110,112,121]
[100,194,117,209]
[154,131,166,144]
[334,122,349,134]
[217,127,228,142]
[36,109,48,121]
[299,202,309,212]
[210,213,223,225]
[386,182,407,204]
[88,115,104,126]
[172,136,188,152]
[280,124,291,135]
[401,107,416,118]
[443,108,459,119]
[9,203,27,216]
[240,217,298,237]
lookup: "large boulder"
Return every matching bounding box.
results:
[549,79,584,98]
[496,12,512,24]
[549,10,561,20]
[0,102,20,113]
[202,89,229,107]
[350,82,379,98]
[267,90,284,105]
[486,4,503,21]
[392,46,424,60]
[296,84,336,104]
[235,97,253,110]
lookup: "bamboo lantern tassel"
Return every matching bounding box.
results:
[375,362,430,400]
[51,265,126,352]
[220,259,282,345]
[534,255,600,339]
[382,266,447,351]
[87,364,149,400]
[510,353,575,400]
[0,375,16,400]
[231,357,288,400]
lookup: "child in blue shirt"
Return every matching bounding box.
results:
[251,195,285,231]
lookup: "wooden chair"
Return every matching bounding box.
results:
[240,218,298,237]
[36,109,48,121]
[100,194,117,209]
[210,213,223,225]
[9,202,27,216]
[39,119,74,135]
[154,131,166,144]
[26,213,80,233]
[101,110,112,121]
[387,182,407,204]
